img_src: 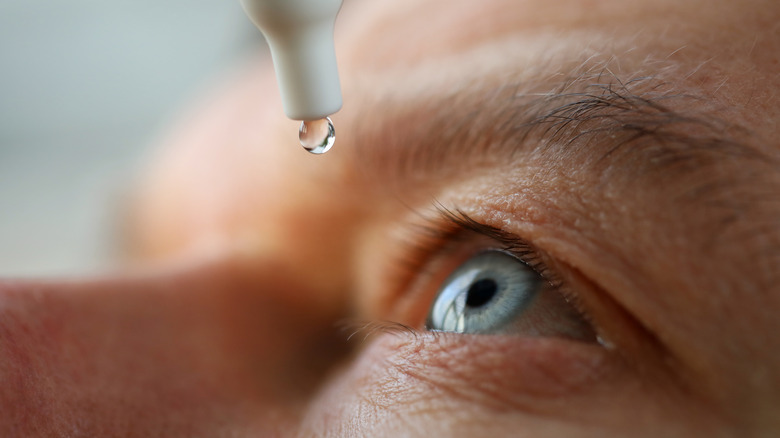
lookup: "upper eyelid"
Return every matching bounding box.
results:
[419,204,551,280]
[433,205,535,255]
[391,204,543,283]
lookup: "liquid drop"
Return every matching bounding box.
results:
[299,117,335,154]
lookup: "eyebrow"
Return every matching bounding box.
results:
[343,57,780,257]
[350,60,772,208]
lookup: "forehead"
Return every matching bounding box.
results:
[338,0,695,60]
[335,0,779,151]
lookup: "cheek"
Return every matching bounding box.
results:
[299,333,631,436]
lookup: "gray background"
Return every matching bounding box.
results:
[0,0,258,276]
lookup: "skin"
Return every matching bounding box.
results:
[1,0,779,436]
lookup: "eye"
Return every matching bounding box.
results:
[425,250,597,341]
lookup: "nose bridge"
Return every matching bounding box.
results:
[0,256,350,435]
[268,194,362,299]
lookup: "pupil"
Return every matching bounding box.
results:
[465,278,498,308]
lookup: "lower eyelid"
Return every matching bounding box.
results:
[364,332,614,406]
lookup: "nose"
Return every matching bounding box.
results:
[0,254,349,436]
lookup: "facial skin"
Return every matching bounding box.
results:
[2,0,779,436]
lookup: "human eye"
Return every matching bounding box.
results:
[426,249,596,342]
[393,207,600,345]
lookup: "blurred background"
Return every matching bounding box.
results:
[0,0,259,276]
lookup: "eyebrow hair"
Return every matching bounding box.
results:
[351,59,776,231]
[357,62,762,179]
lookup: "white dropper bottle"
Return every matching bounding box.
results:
[240,0,344,154]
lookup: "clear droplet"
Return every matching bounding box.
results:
[299,117,335,154]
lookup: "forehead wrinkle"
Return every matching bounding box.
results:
[348,74,526,189]
[347,57,773,216]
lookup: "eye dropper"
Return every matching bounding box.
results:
[240,0,344,154]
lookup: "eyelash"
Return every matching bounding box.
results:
[398,204,564,290]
